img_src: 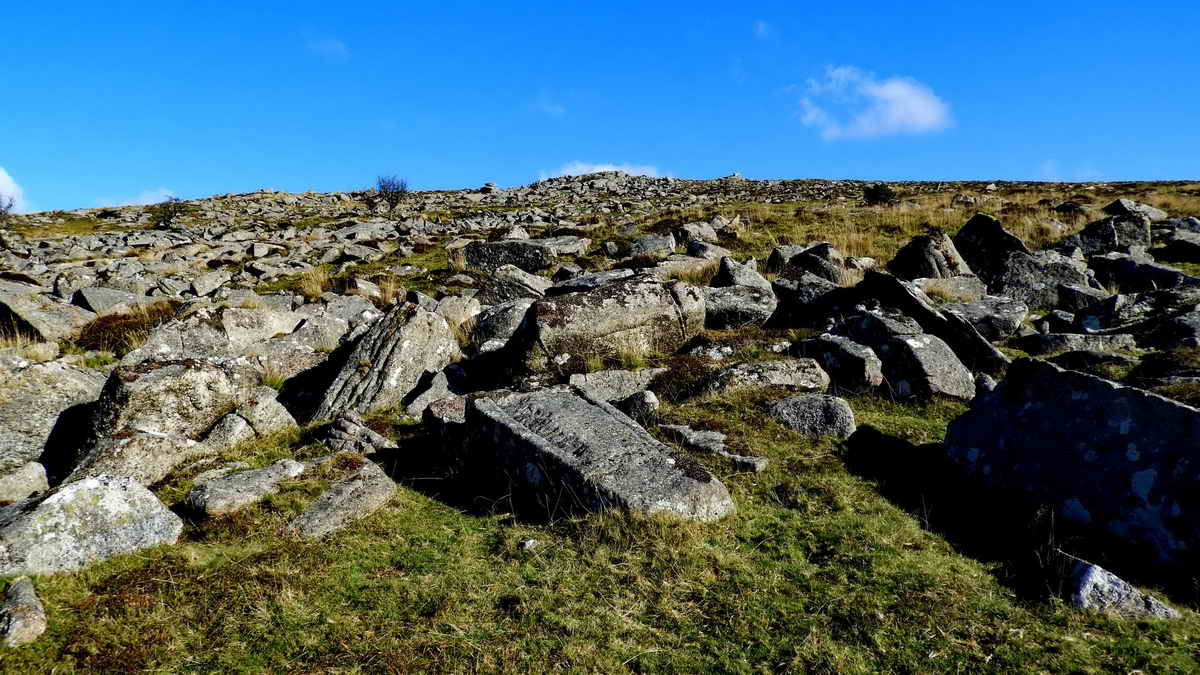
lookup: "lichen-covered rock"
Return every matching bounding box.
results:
[952,213,1031,287]
[305,302,459,422]
[66,432,206,486]
[768,394,857,439]
[1103,198,1168,222]
[185,458,306,516]
[290,460,395,539]
[0,360,105,474]
[0,577,47,647]
[941,296,1028,341]
[946,358,1200,569]
[1013,332,1137,356]
[703,285,777,329]
[468,388,735,521]
[876,334,976,400]
[711,256,772,292]
[0,475,182,575]
[1058,215,1152,256]
[514,274,704,373]
[319,411,397,454]
[705,359,829,394]
[568,368,668,403]
[887,230,974,281]
[0,287,95,342]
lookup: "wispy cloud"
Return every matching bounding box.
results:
[531,90,566,117]
[540,161,666,180]
[308,37,350,63]
[753,20,771,39]
[0,166,29,213]
[97,188,177,207]
[798,65,952,140]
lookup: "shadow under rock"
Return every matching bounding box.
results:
[841,425,1198,605]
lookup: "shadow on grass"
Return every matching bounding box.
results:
[842,425,1199,606]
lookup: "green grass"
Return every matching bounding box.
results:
[6,391,1198,672]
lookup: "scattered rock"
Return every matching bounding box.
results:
[705,359,830,394]
[0,577,47,647]
[1066,555,1179,620]
[467,388,735,521]
[185,459,306,516]
[290,460,395,539]
[0,475,182,575]
[768,394,857,439]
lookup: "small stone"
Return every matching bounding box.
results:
[769,394,857,439]
[0,577,47,648]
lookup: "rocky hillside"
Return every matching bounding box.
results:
[2,174,1200,670]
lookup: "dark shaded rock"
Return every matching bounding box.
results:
[1057,216,1152,256]
[887,230,974,281]
[941,296,1028,341]
[703,285,777,329]
[951,213,1030,287]
[1013,333,1137,356]
[794,334,883,394]
[945,358,1200,569]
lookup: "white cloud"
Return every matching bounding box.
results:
[540,162,665,180]
[799,65,952,140]
[531,91,566,117]
[754,20,771,39]
[0,167,28,213]
[308,38,350,62]
[97,188,177,207]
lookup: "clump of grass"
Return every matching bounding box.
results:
[71,300,179,357]
[298,266,332,301]
[667,259,719,286]
[920,278,976,303]
[378,276,404,305]
[447,246,468,272]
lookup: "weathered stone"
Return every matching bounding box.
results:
[676,222,719,244]
[946,358,1200,569]
[201,413,256,450]
[780,252,841,284]
[1013,333,1137,356]
[306,302,459,422]
[1057,283,1111,313]
[711,257,772,292]
[0,290,95,342]
[235,387,298,437]
[857,272,1009,372]
[191,270,231,297]
[0,577,47,647]
[290,460,395,539]
[467,388,735,521]
[568,368,668,402]
[911,276,988,302]
[1102,198,1168,222]
[887,230,974,281]
[795,334,884,394]
[0,463,48,504]
[0,475,182,575]
[615,390,659,418]
[1066,556,1179,620]
[1058,216,1152,256]
[0,361,105,474]
[467,298,535,357]
[1089,252,1200,293]
[705,359,829,394]
[768,394,857,439]
[686,240,733,260]
[703,285,777,329]
[72,286,138,314]
[320,411,397,454]
[628,233,676,260]
[185,458,306,516]
[548,269,635,296]
[514,275,704,373]
[67,432,206,486]
[462,240,555,274]
[765,245,809,274]
[475,264,552,304]
[941,296,1028,341]
[952,213,1030,287]
[876,334,976,400]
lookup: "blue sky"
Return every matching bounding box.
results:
[1,1,1197,212]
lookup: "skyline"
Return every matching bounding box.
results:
[2,1,1197,212]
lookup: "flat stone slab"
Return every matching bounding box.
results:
[185,458,306,516]
[290,460,395,539]
[468,388,735,521]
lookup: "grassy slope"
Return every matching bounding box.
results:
[6,182,1200,671]
[6,391,1199,672]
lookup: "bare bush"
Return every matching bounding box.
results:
[374,175,409,212]
[0,194,14,226]
[147,197,191,229]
